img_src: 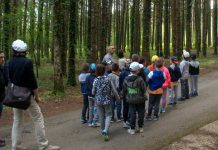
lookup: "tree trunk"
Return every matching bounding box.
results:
[68,0,78,86]
[142,0,151,64]
[22,0,28,41]
[2,0,11,59]
[214,0,217,55]
[36,0,44,66]
[44,0,50,59]
[202,0,209,57]
[53,0,64,93]
[164,0,170,58]
[195,0,201,56]
[11,0,18,41]
[0,2,2,49]
[208,2,211,47]
[186,0,192,52]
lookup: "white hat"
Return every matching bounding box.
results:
[12,39,27,52]
[183,50,190,58]
[129,62,140,71]
[139,64,144,69]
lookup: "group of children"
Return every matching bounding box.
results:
[78,49,200,141]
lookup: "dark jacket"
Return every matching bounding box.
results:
[119,67,130,91]
[168,64,182,82]
[5,56,38,91]
[86,73,97,97]
[123,75,145,104]
[189,61,199,75]
[0,67,6,102]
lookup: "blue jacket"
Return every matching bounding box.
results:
[148,70,165,91]
[119,67,130,91]
[86,73,97,97]
[78,72,89,95]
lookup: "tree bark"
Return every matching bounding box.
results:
[53,0,64,93]
[213,0,217,55]
[202,0,209,56]
[164,0,170,58]
[22,0,28,41]
[195,0,201,56]
[186,0,192,52]
[29,0,35,57]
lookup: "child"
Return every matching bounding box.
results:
[86,63,99,127]
[189,54,199,97]
[139,57,149,78]
[160,57,171,113]
[179,50,190,101]
[78,63,90,123]
[108,63,121,122]
[92,64,119,141]
[146,58,165,121]
[147,55,159,72]
[123,62,146,135]
[168,56,182,105]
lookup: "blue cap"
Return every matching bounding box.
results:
[90,63,96,71]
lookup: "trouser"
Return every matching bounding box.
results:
[122,97,129,122]
[12,97,48,150]
[97,104,112,132]
[88,97,98,124]
[128,103,145,130]
[169,84,178,103]
[81,94,89,121]
[161,88,167,109]
[111,98,122,120]
[180,79,189,99]
[147,94,162,117]
[190,75,199,95]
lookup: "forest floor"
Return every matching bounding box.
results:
[1,58,218,150]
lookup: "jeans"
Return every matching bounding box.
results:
[169,84,178,103]
[180,79,189,99]
[97,104,112,132]
[147,94,162,117]
[81,94,89,121]
[129,103,145,129]
[12,97,49,150]
[111,98,122,120]
[190,75,198,95]
[88,97,98,124]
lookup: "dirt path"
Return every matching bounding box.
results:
[1,70,218,150]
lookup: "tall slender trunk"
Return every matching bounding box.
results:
[195,0,201,56]
[29,0,35,57]
[213,0,217,55]
[164,0,170,58]
[186,0,192,52]
[202,0,209,56]
[22,0,28,41]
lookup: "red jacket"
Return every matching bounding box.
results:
[161,66,171,89]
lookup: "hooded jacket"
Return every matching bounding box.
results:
[189,61,199,75]
[122,74,145,104]
[160,66,171,88]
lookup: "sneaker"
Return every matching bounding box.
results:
[14,146,27,150]
[46,145,60,150]
[116,119,122,122]
[173,102,177,105]
[81,118,87,124]
[102,131,109,141]
[168,103,173,106]
[178,97,186,101]
[146,116,152,121]
[161,108,166,113]
[92,122,100,127]
[123,122,130,128]
[139,128,144,133]
[128,129,135,135]
[0,139,5,147]
[88,123,93,127]
[153,116,159,121]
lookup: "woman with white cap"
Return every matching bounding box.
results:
[5,40,60,150]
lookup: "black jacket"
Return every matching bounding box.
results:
[0,67,6,102]
[168,64,182,82]
[4,56,38,91]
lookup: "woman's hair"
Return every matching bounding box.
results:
[12,50,26,57]
[0,50,4,54]
[82,63,89,72]
[139,57,146,64]
[96,64,105,76]
[118,50,124,58]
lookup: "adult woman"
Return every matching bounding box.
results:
[6,40,60,150]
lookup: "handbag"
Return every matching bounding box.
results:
[3,83,31,110]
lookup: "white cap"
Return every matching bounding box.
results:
[129,62,140,71]
[183,50,190,58]
[12,39,27,52]
[139,64,144,69]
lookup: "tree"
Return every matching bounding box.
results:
[29,0,35,57]
[2,0,11,59]
[142,0,151,64]
[194,0,201,56]
[214,0,217,55]
[164,0,170,58]
[186,0,192,52]
[53,0,64,93]
[202,0,209,56]
[22,0,28,41]
[44,0,50,59]
[67,0,78,86]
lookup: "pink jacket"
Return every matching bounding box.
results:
[161,66,171,89]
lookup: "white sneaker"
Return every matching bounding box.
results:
[46,145,60,150]
[88,123,93,127]
[128,129,135,135]
[14,146,27,150]
[139,128,144,133]
[123,122,129,128]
